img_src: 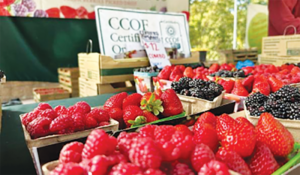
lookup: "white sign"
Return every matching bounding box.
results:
[140,31,170,68]
[95,6,191,58]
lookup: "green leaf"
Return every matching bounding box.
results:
[141,99,147,106]
[149,93,155,103]
[141,106,146,110]
[146,106,152,112]
[154,100,162,106]
[153,109,159,116]
[158,106,164,112]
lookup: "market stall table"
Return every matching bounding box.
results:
[0,93,120,175]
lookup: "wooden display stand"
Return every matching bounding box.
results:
[58,68,79,97]
[33,87,70,102]
[219,49,258,65]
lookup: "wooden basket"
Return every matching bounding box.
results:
[220,49,258,65]
[33,87,70,102]
[178,91,225,116]
[58,75,78,87]
[59,84,79,97]
[42,160,59,175]
[57,68,79,78]
[20,115,119,149]
[79,77,135,97]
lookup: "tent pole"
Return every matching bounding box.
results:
[233,0,238,49]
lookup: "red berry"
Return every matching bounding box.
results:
[87,155,110,175]
[59,142,84,164]
[27,116,51,139]
[193,123,219,151]
[122,93,142,109]
[109,108,125,129]
[156,140,180,161]
[46,8,60,18]
[139,125,158,139]
[104,92,128,111]
[99,121,110,126]
[54,105,68,116]
[198,160,230,175]
[38,109,57,120]
[89,108,110,123]
[68,105,85,115]
[76,6,88,18]
[161,89,183,117]
[87,11,95,19]
[22,112,38,126]
[0,7,10,16]
[154,125,176,141]
[172,162,194,175]
[170,131,195,159]
[216,147,251,175]
[50,162,87,175]
[0,0,15,7]
[49,114,74,134]
[129,137,162,169]
[109,163,142,175]
[36,103,52,110]
[75,101,91,114]
[216,114,237,140]
[194,112,216,131]
[190,144,215,172]
[106,151,128,166]
[144,169,165,175]
[71,113,85,131]
[174,124,193,136]
[117,132,140,158]
[60,6,77,18]
[84,115,98,129]
[123,105,144,127]
[82,129,117,159]
[236,117,255,129]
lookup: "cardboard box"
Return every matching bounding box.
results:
[258,55,300,66]
[262,35,300,56]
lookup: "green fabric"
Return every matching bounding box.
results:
[101,67,141,76]
[0,93,120,175]
[0,17,100,82]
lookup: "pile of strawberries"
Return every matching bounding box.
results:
[21,102,110,139]
[50,111,294,175]
[103,89,183,129]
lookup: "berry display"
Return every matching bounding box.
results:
[246,85,300,120]
[171,78,224,101]
[12,4,28,17]
[210,69,247,78]
[22,0,36,12]
[134,66,160,73]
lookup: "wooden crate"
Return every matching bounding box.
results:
[59,84,79,97]
[33,87,70,102]
[57,67,79,78]
[79,77,135,97]
[58,75,78,87]
[219,49,258,64]
[258,55,300,66]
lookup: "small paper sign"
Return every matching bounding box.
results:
[140,31,171,68]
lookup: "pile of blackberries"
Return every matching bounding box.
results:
[210,69,247,78]
[171,77,224,101]
[245,85,300,120]
[134,66,160,73]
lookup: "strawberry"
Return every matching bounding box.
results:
[193,123,219,151]
[82,129,117,159]
[123,105,144,127]
[50,162,87,175]
[158,65,172,80]
[231,80,249,96]
[140,92,163,115]
[216,147,251,175]
[193,74,203,80]
[171,162,194,175]
[252,76,270,96]
[0,7,10,16]
[87,11,95,19]
[190,144,215,172]
[122,93,142,109]
[170,67,184,81]
[108,108,125,129]
[174,124,193,136]
[291,66,300,75]
[268,76,284,92]
[27,117,51,139]
[242,67,253,75]
[161,89,183,117]
[217,79,234,93]
[49,114,74,134]
[104,92,128,111]
[109,163,142,175]
[154,89,163,98]
[220,121,256,157]
[183,67,195,78]
[76,6,88,18]
[0,0,15,7]
[60,6,77,18]
[198,160,230,175]
[142,110,159,123]
[242,75,254,92]
[209,63,220,73]
[175,65,186,72]
[87,155,110,175]
[255,112,294,157]
[235,117,254,129]
[194,112,217,131]
[248,142,279,175]
[59,142,84,164]
[46,8,60,18]
[220,63,232,71]
[129,137,162,169]
[216,114,237,140]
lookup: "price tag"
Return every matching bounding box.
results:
[139,31,171,69]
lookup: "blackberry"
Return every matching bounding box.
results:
[245,92,268,116]
[171,82,182,93]
[210,69,247,78]
[179,77,192,89]
[134,66,160,73]
[189,79,208,88]
[190,88,205,99]
[208,82,223,97]
[180,89,190,96]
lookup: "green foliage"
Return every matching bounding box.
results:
[189,0,267,59]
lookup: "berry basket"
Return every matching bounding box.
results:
[178,91,225,116]
[134,72,159,95]
[206,75,245,81]
[153,78,173,91]
[224,93,247,112]
[20,115,119,149]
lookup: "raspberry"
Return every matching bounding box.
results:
[156,140,180,161]
[190,144,215,172]
[54,105,68,116]
[49,114,74,134]
[172,162,194,175]
[59,142,84,164]
[82,129,117,159]
[129,137,162,169]
[174,124,193,136]
[38,109,57,120]
[117,132,140,158]
[50,162,87,175]
[122,93,142,109]
[84,115,98,129]
[154,125,176,141]
[27,117,51,139]
[87,155,110,175]
[99,121,110,126]
[139,125,157,139]
[194,112,216,131]
[33,9,48,17]
[22,112,38,126]
[68,105,85,115]
[36,103,52,111]
[198,160,230,175]
[22,0,36,12]
[170,131,195,159]
[109,163,142,175]
[109,108,125,129]
[75,101,91,114]
[71,113,85,131]
[106,151,128,166]
[89,108,110,123]
[144,169,166,175]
